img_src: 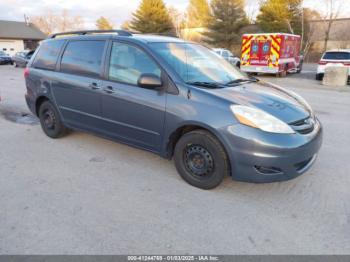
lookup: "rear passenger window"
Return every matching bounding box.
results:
[60,41,105,78]
[108,42,161,86]
[32,40,65,70]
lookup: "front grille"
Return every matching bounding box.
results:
[289,117,315,135]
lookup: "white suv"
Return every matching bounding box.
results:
[316,49,350,80]
[213,48,240,67]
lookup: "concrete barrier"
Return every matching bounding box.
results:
[322,66,349,87]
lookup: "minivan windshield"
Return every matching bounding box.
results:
[150,43,247,86]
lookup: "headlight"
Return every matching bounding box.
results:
[230,105,295,134]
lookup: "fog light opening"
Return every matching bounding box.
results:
[254,165,283,175]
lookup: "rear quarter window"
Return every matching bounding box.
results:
[323,52,350,60]
[60,40,106,78]
[32,40,65,70]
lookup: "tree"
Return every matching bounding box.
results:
[121,21,131,31]
[31,9,84,35]
[57,9,84,32]
[130,0,174,34]
[96,16,114,30]
[168,6,186,37]
[288,0,303,35]
[30,10,57,35]
[302,8,321,56]
[186,0,212,28]
[256,0,302,35]
[204,0,248,49]
[320,0,344,52]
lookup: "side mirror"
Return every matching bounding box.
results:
[137,74,163,90]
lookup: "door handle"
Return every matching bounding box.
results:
[89,82,101,90]
[103,86,115,94]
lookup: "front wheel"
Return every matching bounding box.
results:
[174,130,230,189]
[38,100,68,138]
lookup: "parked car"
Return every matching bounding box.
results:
[241,33,303,76]
[0,51,12,65]
[213,48,240,67]
[316,49,350,81]
[12,50,35,68]
[25,30,322,189]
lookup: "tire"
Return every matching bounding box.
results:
[38,100,68,138]
[316,73,324,81]
[296,61,303,73]
[174,130,229,189]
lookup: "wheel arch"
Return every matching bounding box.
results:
[165,122,231,161]
[35,95,50,116]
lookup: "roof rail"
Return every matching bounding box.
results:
[48,30,133,39]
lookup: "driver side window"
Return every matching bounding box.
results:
[109,42,161,86]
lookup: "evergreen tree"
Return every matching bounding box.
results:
[96,16,113,30]
[186,0,212,28]
[130,0,174,34]
[257,0,303,35]
[204,0,248,49]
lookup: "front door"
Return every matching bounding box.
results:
[100,41,166,152]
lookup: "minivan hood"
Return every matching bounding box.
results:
[204,81,311,123]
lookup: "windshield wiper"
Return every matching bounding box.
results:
[225,77,258,86]
[186,81,223,89]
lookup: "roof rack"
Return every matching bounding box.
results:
[48,30,133,39]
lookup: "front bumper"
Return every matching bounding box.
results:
[219,118,323,183]
[241,65,279,74]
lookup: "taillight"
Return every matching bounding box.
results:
[24,68,29,78]
[318,61,327,65]
[343,62,350,66]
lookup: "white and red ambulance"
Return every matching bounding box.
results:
[240,33,303,77]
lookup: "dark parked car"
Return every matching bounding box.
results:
[0,51,12,65]
[25,30,322,189]
[12,50,35,68]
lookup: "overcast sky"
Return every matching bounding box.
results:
[0,0,349,29]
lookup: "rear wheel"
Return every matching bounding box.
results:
[174,130,229,189]
[296,61,303,73]
[38,100,68,138]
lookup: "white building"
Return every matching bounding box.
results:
[0,20,46,56]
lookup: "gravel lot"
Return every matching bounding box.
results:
[0,64,349,254]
